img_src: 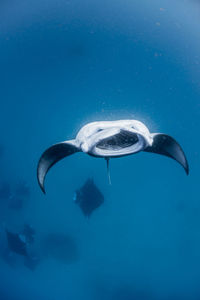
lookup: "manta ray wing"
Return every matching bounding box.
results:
[144,133,189,174]
[37,140,80,193]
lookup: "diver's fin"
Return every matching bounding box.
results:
[106,158,111,185]
[37,140,80,194]
[144,133,189,175]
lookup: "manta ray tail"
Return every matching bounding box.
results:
[144,133,189,174]
[37,140,80,193]
[106,158,112,185]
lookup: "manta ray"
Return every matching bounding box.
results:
[74,178,104,217]
[37,119,189,193]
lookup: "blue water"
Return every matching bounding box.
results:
[0,0,200,299]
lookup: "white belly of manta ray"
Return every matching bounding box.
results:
[37,119,189,193]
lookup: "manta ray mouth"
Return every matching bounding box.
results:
[96,131,139,150]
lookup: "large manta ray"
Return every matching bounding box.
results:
[37,120,189,193]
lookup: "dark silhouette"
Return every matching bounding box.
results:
[3,226,40,271]
[6,230,28,257]
[74,178,104,217]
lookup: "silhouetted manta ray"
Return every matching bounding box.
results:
[37,119,189,193]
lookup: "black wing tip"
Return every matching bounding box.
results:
[182,152,189,175]
[37,175,46,194]
[36,141,80,195]
[37,176,46,194]
[40,184,46,194]
[184,163,189,175]
[37,164,46,195]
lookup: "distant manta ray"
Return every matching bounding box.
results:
[37,119,189,193]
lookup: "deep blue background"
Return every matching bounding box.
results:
[0,0,200,299]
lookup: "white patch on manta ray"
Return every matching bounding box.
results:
[75,120,153,157]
